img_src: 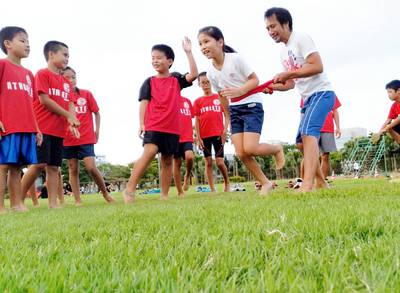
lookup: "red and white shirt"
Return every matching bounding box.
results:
[300,96,341,133]
[64,89,99,146]
[178,96,194,143]
[34,68,76,138]
[388,102,400,120]
[0,59,37,134]
[139,72,192,135]
[193,94,224,139]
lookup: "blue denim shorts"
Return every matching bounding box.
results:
[229,102,264,134]
[296,91,335,143]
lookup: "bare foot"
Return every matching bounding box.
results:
[274,145,285,170]
[260,182,274,196]
[74,201,83,207]
[122,189,135,204]
[183,178,189,191]
[178,193,185,198]
[48,204,61,209]
[103,195,116,204]
[160,195,168,201]
[12,204,29,212]
[224,185,230,192]
[315,178,329,189]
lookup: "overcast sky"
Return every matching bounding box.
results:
[2,0,399,164]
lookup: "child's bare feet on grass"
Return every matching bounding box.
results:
[274,145,285,170]
[160,195,169,201]
[103,195,116,204]
[178,193,185,198]
[12,204,29,212]
[183,178,190,191]
[315,178,329,189]
[48,204,61,209]
[74,201,83,207]
[260,182,274,196]
[224,184,230,192]
[122,189,135,204]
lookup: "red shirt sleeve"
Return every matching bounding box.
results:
[35,70,49,95]
[388,103,399,119]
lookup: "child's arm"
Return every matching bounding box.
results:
[68,101,80,138]
[380,117,400,134]
[333,109,341,138]
[194,117,204,150]
[219,72,259,99]
[269,80,295,92]
[94,112,101,143]
[39,94,80,127]
[182,37,198,83]
[139,100,148,138]
[274,52,323,84]
[220,96,230,144]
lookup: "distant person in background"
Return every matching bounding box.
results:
[62,66,115,206]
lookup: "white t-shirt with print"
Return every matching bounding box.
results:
[207,53,263,106]
[281,31,332,100]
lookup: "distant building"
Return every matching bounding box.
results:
[336,127,368,149]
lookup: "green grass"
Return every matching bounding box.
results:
[1,178,400,292]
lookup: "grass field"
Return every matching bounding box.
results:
[0,178,399,292]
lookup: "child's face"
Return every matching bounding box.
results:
[198,75,211,92]
[49,46,69,69]
[387,88,400,101]
[151,50,172,73]
[198,33,223,60]
[63,69,76,87]
[5,32,30,58]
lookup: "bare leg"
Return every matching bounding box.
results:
[68,159,81,205]
[83,156,115,203]
[160,154,173,200]
[243,132,285,170]
[321,153,330,179]
[215,157,230,192]
[0,165,8,213]
[21,164,46,209]
[57,169,65,205]
[28,183,39,207]
[388,129,400,144]
[231,133,272,196]
[8,166,25,211]
[204,157,215,192]
[45,166,61,209]
[123,144,158,204]
[173,157,185,197]
[182,150,194,191]
[299,135,321,192]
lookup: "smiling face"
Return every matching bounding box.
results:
[198,32,223,60]
[49,46,69,70]
[198,74,211,92]
[265,14,291,44]
[151,49,172,73]
[5,32,30,58]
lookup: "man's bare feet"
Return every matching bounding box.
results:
[122,189,135,204]
[260,182,274,196]
[274,145,285,170]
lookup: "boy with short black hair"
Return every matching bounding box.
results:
[0,26,42,212]
[378,80,400,143]
[21,40,80,209]
[123,37,198,203]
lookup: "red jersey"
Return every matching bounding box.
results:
[300,96,341,133]
[388,102,400,120]
[33,68,76,138]
[193,94,224,139]
[139,72,192,135]
[64,89,99,146]
[178,96,194,142]
[0,59,37,134]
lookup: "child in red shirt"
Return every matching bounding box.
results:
[173,95,195,197]
[0,26,42,213]
[62,66,115,205]
[378,80,400,143]
[193,72,230,192]
[123,38,198,203]
[21,41,80,209]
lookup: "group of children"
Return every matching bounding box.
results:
[1,7,397,211]
[0,26,114,212]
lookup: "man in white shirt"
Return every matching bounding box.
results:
[265,7,336,192]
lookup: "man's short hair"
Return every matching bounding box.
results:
[264,7,293,31]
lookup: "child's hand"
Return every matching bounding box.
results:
[221,130,227,144]
[335,128,341,139]
[0,121,5,140]
[138,125,145,139]
[219,87,244,99]
[196,138,204,150]
[69,125,80,139]
[182,37,192,53]
[95,130,100,143]
[68,114,80,127]
[36,132,43,146]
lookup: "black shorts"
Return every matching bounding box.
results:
[202,136,224,158]
[143,131,179,155]
[393,124,400,134]
[36,134,64,167]
[174,142,193,159]
[63,144,95,160]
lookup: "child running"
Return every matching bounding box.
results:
[62,66,115,205]
[21,41,80,209]
[197,26,285,195]
[0,26,42,212]
[193,72,230,192]
[173,95,195,197]
[123,37,198,203]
